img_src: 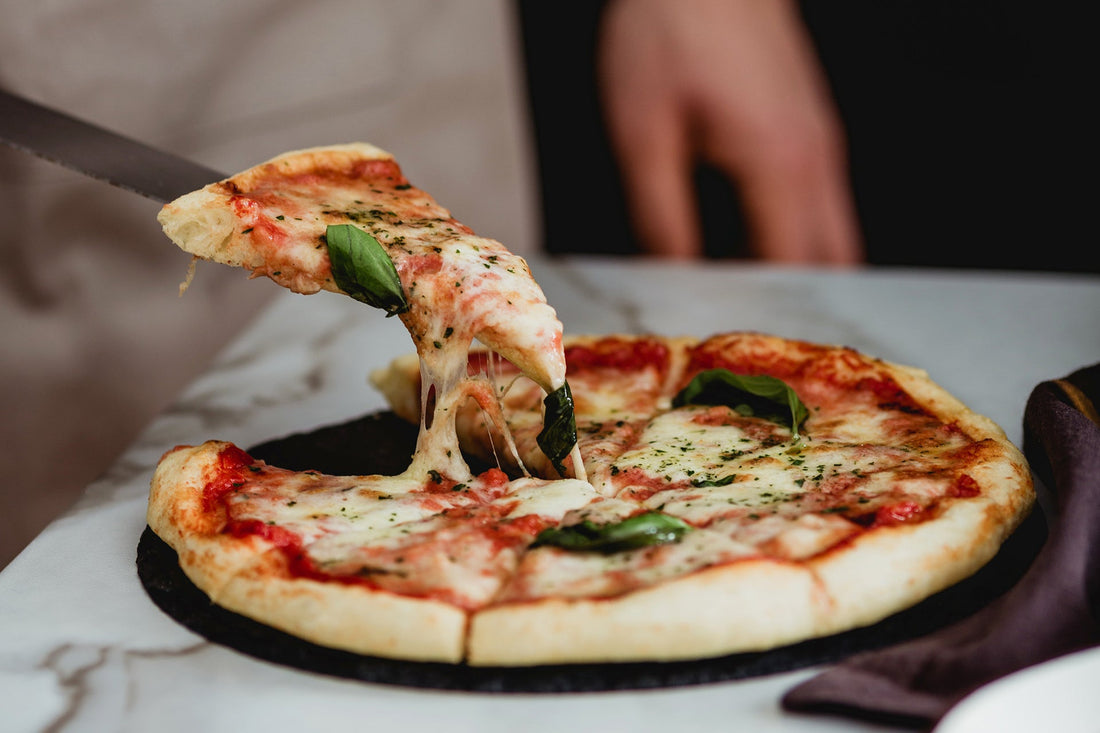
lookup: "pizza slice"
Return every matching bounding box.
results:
[158,143,581,481]
[149,440,598,662]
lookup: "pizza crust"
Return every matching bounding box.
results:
[148,442,468,663]
[883,358,1009,442]
[148,444,266,599]
[467,441,1031,666]
[214,550,467,663]
[809,482,1028,636]
[467,559,827,665]
[158,143,393,297]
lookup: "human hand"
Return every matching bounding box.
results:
[597,0,862,263]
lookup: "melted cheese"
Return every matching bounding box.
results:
[220,464,599,609]
[159,143,582,482]
[420,333,988,601]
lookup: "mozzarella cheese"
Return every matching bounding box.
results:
[219,462,600,609]
[159,143,583,482]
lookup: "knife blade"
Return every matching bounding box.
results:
[0,88,224,203]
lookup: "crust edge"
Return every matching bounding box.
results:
[147,441,468,664]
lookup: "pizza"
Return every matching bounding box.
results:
[158,142,582,481]
[150,144,1034,668]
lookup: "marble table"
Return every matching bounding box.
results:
[3,259,1098,733]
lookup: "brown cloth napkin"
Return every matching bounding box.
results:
[782,363,1100,729]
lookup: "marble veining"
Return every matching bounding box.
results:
[2,259,1098,733]
[552,259,649,334]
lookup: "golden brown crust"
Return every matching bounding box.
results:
[224,143,395,186]
[148,441,468,663]
[157,143,395,296]
[468,559,826,665]
[148,443,265,598]
[466,481,1030,666]
[213,550,467,663]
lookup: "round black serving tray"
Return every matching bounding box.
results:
[137,411,1045,692]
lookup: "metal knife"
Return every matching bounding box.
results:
[0,88,224,203]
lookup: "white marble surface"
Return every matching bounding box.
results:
[2,259,1098,733]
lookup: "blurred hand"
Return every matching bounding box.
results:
[597,0,863,263]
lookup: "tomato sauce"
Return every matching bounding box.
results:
[565,337,669,374]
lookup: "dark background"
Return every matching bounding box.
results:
[517,1,1096,273]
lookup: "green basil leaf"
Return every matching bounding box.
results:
[531,512,691,554]
[325,224,408,316]
[673,368,809,438]
[690,474,737,487]
[537,380,578,476]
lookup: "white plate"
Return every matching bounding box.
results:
[935,646,1100,733]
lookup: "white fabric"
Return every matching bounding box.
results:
[0,0,536,566]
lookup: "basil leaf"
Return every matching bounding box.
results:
[691,474,737,487]
[673,368,809,437]
[537,381,578,476]
[325,224,408,316]
[531,512,691,554]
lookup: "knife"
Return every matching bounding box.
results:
[0,88,224,203]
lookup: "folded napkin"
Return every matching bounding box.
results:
[782,363,1100,729]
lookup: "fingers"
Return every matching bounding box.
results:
[696,0,862,266]
[595,0,864,264]
[713,118,863,266]
[697,0,863,265]
[613,134,702,260]
[601,98,701,259]
[596,0,702,258]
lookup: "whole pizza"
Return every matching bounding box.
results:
[149,144,1033,667]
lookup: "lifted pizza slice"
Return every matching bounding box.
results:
[158,143,580,481]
